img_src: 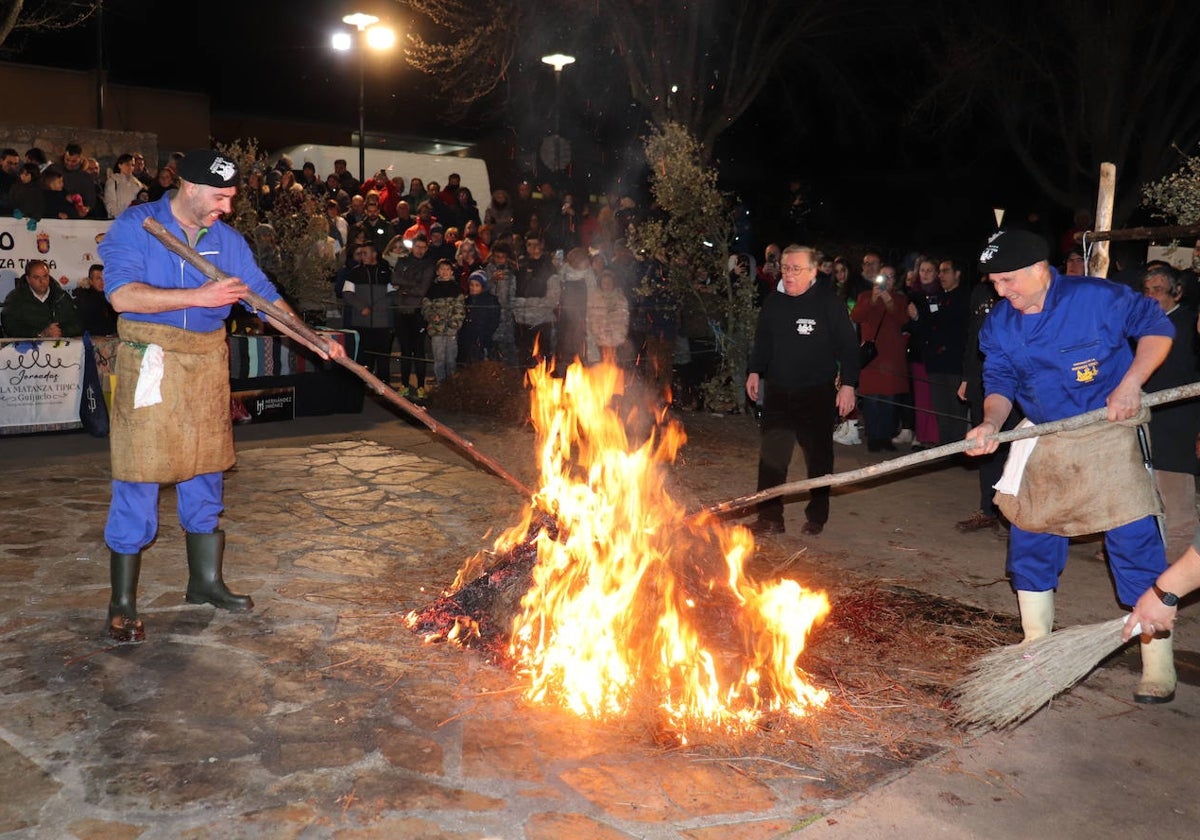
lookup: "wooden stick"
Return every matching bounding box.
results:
[693,382,1200,521]
[140,217,534,499]
[1074,222,1200,244]
[1089,162,1116,278]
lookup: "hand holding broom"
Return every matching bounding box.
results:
[951,616,1138,731]
[1123,541,1200,642]
[954,540,1200,731]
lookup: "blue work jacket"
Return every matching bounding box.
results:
[99,194,280,333]
[980,268,1173,424]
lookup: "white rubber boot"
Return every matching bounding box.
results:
[1016,590,1054,643]
[1134,634,1176,704]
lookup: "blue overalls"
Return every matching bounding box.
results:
[980,270,1174,605]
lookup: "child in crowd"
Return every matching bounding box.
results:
[9,163,44,219]
[587,267,629,365]
[460,269,501,364]
[556,247,595,366]
[421,258,466,384]
[41,169,80,219]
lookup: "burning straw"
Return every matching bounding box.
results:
[951,616,1130,731]
[409,361,832,740]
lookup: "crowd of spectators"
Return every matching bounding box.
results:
[0,142,655,400]
[303,161,654,400]
[0,144,171,220]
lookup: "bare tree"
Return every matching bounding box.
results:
[400,0,525,117]
[395,0,856,151]
[599,0,848,154]
[0,0,99,50]
[913,0,1200,223]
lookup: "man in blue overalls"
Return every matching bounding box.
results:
[965,229,1177,703]
[100,149,345,642]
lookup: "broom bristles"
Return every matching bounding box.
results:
[951,616,1131,731]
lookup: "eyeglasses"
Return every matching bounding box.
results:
[781,264,814,274]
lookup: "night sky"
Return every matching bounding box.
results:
[9,0,1054,263]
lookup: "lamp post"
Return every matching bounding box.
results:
[540,53,575,173]
[333,13,396,184]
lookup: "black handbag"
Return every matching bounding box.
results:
[859,339,879,369]
[858,305,887,369]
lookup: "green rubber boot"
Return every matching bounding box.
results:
[107,550,145,643]
[184,530,254,612]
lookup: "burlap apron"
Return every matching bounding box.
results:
[994,409,1160,537]
[110,317,235,484]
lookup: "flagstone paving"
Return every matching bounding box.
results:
[0,439,867,839]
[4,419,1198,840]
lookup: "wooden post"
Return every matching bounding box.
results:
[1090,163,1117,278]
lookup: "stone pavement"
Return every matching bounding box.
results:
[1,431,851,839]
[2,403,1199,839]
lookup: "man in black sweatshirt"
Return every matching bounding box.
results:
[745,244,860,536]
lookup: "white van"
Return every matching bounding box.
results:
[275,144,492,202]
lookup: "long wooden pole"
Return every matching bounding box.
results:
[693,382,1200,521]
[141,217,535,499]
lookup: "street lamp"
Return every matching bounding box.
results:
[540,53,575,172]
[333,12,396,183]
[541,53,576,73]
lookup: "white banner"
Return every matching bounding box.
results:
[0,338,86,434]
[0,218,113,299]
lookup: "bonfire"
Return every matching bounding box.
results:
[408,362,830,739]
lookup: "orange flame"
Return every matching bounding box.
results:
[500,362,829,736]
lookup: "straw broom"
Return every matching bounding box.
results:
[951,616,1142,731]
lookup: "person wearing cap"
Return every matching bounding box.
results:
[96,149,347,644]
[426,222,454,262]
[459,269,501,364]
[965,228,1177,703]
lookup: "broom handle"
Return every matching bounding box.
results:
[140,217,534,499]
[695,382,1200,521]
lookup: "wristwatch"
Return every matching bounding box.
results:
[1152,583,1179,607]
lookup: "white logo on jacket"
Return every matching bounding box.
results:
[795,318,815,335]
